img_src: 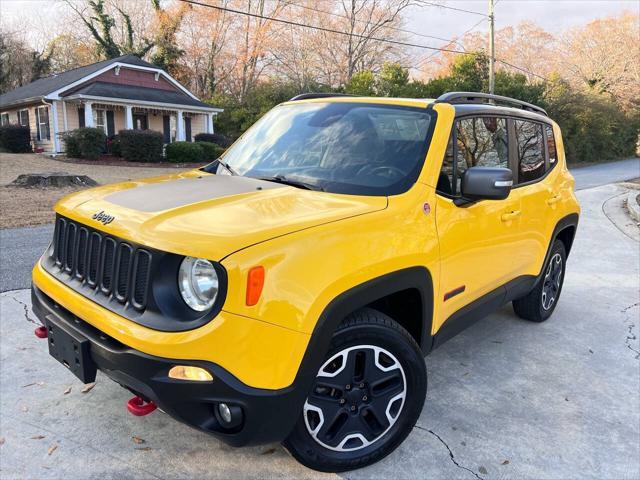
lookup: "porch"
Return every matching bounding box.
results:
[61,99,217,143]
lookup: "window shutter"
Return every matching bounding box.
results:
[78,108,85,128]
[106,111,115,137]
[185,117,192,142]
[163,115,171,143]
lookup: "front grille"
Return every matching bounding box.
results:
[51,216,152,311]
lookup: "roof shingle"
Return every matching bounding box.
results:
[0,55,159,107]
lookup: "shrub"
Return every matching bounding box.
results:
[194,132,233,148]
[61,127,106,160]
[165,141,204,163]
[0,124,31,153]
[119,129,163,162]
[198,141,225,160]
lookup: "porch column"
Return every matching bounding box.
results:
[84,101,94,127]
[125,105,133,129]
[51,101,61,153]
[176,110,185,141]
[207,113,215,134]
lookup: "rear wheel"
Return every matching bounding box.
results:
[513,240,567,322]
[283,308,426,472]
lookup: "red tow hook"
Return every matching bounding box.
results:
[127,396,157,416]
[34,326,48,338]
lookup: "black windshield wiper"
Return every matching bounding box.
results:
[216,158,239,176]
[257,175,324,191]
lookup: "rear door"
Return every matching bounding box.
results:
[434,115,524,331]
[512,119,561,277]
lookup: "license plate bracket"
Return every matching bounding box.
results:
[44,315,97,384]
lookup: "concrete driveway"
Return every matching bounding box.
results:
[1,183,639,479]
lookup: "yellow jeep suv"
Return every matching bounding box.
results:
[31,92,580,472]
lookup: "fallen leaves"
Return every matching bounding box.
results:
[502,460,510,465]
[261,448,276,455]
[63,387,72,395]
[81,383,95,393]
[135,447,152,451]
[30,435,45,440]
[0,437,5,446]
[479,466,488,475]
[47,444,58,456]
[132,436,145,445]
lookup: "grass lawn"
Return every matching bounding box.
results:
[0,153,197,229]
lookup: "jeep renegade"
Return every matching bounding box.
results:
[31,92,580,472]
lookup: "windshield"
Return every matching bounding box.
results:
[205,102,436,195]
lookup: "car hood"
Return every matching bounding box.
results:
[54,171,388,260]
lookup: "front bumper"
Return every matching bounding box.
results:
[31,285,304,447]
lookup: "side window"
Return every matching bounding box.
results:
[514,120,545,183]
[545,124,557,165]
[437,116,508,196]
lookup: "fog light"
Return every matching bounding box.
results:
[168,365,213,381]
[218,403,232,424]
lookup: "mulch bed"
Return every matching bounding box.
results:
[53,155,207,169]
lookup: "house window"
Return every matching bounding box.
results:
[36,106,50,141]
[0,113,9,126]
[18,109,29,128]
[93,109,107,134]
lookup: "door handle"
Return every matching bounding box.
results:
[501,210,521,222]
[546,195,561,205]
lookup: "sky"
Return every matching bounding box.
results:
[0,0,637,52]
[405,0,638,50]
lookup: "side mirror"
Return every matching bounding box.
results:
[460,167,513,202]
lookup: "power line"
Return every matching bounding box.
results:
[414,17,487,70]
[416,1,488,17]
[179,0,470,56]
[180,0,546,82]
[285,1,465,48]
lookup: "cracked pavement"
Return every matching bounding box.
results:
[0,183,638,479]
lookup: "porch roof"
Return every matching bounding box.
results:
[63,82,221,112]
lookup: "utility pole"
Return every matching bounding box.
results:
[488,0,495,94]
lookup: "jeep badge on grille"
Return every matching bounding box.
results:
[92,211,115,225]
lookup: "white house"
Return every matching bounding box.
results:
[0,55,222,154]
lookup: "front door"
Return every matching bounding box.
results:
[133,114,148,130]
[163,115,171,143]
[434,116,523,332]
[184,117,192,142]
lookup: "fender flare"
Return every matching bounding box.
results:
[535,213,579,283]
[287,266,434,409]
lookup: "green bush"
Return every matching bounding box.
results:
[61,127,106,159]
[119,129,163,162]
[198,141,225,160]
[0,125,31,153]
[165,141,205,163]
[194,132,232,148]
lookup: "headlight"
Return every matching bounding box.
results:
[178,257,219,311]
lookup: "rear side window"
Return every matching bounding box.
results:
[437,117,508,196]
[514,120,545,183]
[545,124,557,165]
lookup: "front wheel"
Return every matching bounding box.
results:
[283,308,427,472]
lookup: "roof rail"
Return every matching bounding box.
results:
[289,93,354,101]
[435,91,547,116]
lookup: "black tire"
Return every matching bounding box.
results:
[283,308,427,473]
[513,240,567,322]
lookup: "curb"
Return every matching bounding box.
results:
[626,191,640,223]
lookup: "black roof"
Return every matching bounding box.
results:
[66,81,214,109]
[1,55,161,107]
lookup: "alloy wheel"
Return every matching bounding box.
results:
[542,253,563,311]
[303,345,407,452]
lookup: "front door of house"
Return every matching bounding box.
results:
[133,114,148,130]
[184,117,192,142]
